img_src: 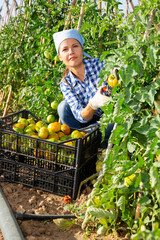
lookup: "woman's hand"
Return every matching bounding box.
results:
[89,86,109,110]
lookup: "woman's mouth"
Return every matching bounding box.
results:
[69,57,76,61]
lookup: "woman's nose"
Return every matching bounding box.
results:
[68,47,74,54]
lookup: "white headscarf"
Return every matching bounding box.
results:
[53,29,91,58]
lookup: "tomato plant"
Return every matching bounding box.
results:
[0,0,160,238]
[0,0,70,118]
[82,0,160,238]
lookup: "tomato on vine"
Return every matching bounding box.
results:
[107,74,118,87]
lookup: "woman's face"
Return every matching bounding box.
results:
[58,38,83,69]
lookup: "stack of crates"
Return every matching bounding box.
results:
[0,110,101,199]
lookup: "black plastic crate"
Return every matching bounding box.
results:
[0,154,96,199]
[0,110,101,199]
[0,109,40,130]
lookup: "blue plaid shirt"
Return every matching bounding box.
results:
[60,58,107,123]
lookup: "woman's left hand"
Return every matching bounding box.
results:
[89,86,109,110]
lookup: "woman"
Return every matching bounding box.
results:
[53,29,114,148]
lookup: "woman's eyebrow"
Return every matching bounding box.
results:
[61,45,68,49]
[62,43,79,48]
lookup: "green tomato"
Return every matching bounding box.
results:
[96,161,103,173]
[54,55,60,62]
[44,50,52,60]
[47,114,56,123]
[91,179,97,185]
[124,174,136,187]
[14,127,24,134]
[44,88,50,95]
[51,100,59,110]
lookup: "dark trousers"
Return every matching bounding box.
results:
[58,99,114,148]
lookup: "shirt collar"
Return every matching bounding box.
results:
[66,59,95,87]
[68,71,79,87]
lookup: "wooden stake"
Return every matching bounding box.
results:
[135,181,143,219]
[128,0,135,11]
[105,2,108,15]
[0,91,6,108]
[142,10,156,42]
[77,0,85,32]
[98,0,102,14]
[21,0,32,42]
[63,0,77,30]
[98,123,118,182]
[139,10,156,54]
[3,86,12,117]
[125,0,129,17]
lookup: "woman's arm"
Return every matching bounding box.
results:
[81,104,95,121]
[81,86,110,120]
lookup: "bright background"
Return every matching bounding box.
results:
[0,0,139,20]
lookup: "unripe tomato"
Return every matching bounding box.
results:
[91,179,97,185]
[54,55,60,62]
[124,174,136,187]
[44,50,52,60]
[96,161,103,173]
[107,74,118,87]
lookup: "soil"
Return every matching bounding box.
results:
[0,181,130,240]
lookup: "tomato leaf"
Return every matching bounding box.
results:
[97,225,107,236]
[127,141,136,153]
[150,166,160,204]
[127,99,141,113]
[117,195,125,212]
[137,154,145,167]
[123,115,134,131]
[138,196,151,205]
[150,166,159,188]
[87,206,116,220]
[147,45,158,67]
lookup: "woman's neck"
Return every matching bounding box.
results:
[69,62,85,82]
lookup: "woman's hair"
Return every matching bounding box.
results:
[62,68,69,79]
[60,67,73,89]
[60,56,91,86]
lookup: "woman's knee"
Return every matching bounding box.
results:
[57,100,82,128]
[58,100,65,114]
[57,100,68,121]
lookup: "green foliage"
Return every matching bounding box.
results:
[0,0,160,238]
[81,0,160,238]
[0,0,120,118]
[0,0,70,118]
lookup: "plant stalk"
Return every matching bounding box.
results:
[98,123,118,182]
[77,0,85,31]
[3,86,12,117]
[63,0,77,30]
